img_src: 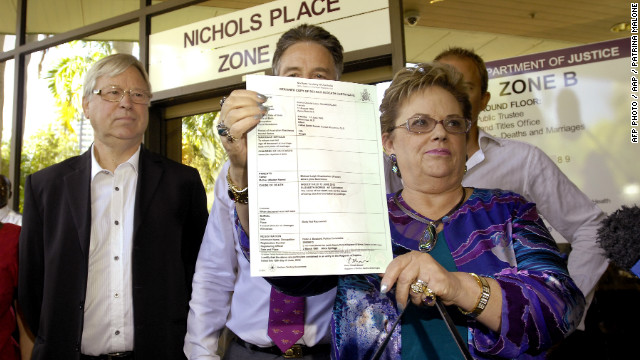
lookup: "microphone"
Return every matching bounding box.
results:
[597,205,640,277]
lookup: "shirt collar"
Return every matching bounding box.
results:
[90,144,141,180]
[0,206,9,219]
[466,129,505,170]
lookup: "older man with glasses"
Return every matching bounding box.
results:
[19,53,209,360]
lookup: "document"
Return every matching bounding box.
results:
[246,75,392,277]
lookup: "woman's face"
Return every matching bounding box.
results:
[383,86,467,191]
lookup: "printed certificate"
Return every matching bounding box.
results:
[246,74,392,276]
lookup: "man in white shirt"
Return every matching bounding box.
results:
[19,54,209,360]
[0,175,22,226]
[184,24,344,360]
[386,48,607,330]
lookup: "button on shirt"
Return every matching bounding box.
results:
[81,145,139,355]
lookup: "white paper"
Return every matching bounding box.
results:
[246,74,392,277]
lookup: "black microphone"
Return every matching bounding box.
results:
[597,205,640,277]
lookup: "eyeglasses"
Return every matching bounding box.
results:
[92,86,152,105]
[392,114,471,134]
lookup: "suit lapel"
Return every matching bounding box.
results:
[133,147,163,239]
[64,151,93,256]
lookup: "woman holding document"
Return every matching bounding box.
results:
[262,62,584,359]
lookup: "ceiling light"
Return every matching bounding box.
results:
[610,22,630,32]
[623,183,639,196]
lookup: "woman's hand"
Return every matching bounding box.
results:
[218,90,268,186]
[380,251,466,309]
[380,251,502,331]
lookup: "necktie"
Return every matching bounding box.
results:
[268,287,305,353]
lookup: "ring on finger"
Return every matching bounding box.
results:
[216,122,229,137]
[422,287,436,306]
[226,133,238,143]
[410,280,427,294]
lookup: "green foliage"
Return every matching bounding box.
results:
[0,142,9,176]
[14,40,112,211]
[10,125,81,211]
[44,41,113,133]
[182,112,228,209]
[45,56,86,133]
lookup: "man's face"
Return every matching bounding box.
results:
[437,56,490,124]
[0,178,8,208]
[82,66,150,148]
[277,41,338,80]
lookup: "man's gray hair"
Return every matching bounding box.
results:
[83,53,150,98]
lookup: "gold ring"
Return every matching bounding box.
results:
[410,280,426,294]
[226,133,238,143]
[422,287,436,305]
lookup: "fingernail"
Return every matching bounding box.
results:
[254,114,264,120]
[258,105,269,112]
[397,302,405,312]
[257,93,268,101]
[380,284,388,294]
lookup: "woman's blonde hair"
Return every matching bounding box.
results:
[379,62,471,134]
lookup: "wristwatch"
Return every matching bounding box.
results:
[226,171,248,204]
[459,273,490,318]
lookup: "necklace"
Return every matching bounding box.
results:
[393,187,467,252]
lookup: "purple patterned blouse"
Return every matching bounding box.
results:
[331,188,585,359]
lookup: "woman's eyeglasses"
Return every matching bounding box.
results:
[392,114,471,134]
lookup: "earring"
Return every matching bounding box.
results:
[390,154,401,178]
[464,154,469,175]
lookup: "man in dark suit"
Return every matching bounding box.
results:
[18,53,209,360]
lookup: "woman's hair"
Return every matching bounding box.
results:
[83,53,150,98]
[379,62,471,134]
[272,23,344,79]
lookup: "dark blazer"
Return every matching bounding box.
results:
[18,147,209,360]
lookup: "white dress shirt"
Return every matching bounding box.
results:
[185,161,336,359]
[82,145,139,355]
[0,206,22,226]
